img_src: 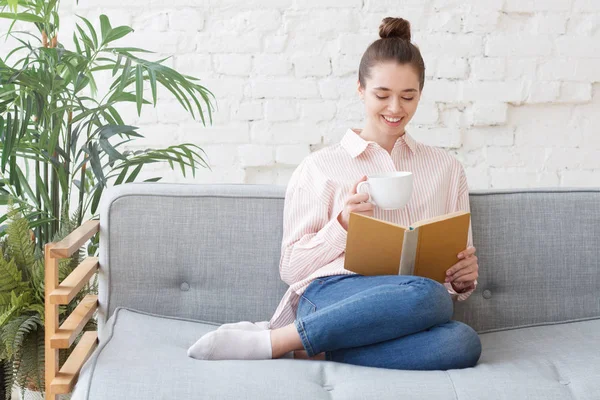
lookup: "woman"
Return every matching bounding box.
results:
[188,17,482,370]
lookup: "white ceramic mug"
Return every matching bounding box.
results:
[356,171,414,210]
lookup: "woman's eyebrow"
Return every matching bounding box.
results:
[373,87,418,92]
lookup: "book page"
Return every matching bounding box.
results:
[410,211,469,229]
[413,213,471,284]
[351,213,408,230]
[399,229,418,275]
[344,213,407,276]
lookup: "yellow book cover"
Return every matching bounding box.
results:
[343,211,471,283]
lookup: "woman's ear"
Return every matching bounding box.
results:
[357,81,364,101]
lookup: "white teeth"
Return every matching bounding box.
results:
[383,116,401,123]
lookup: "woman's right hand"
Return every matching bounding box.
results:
[337,175,375,231]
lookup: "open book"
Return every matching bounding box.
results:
[343,211,471,284]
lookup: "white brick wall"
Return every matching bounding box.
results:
[1,0,599,194]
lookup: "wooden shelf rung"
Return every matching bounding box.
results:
[51,220,100,258]
[50,331,98,395]
[51,295,98,349]
[49,258,99,305]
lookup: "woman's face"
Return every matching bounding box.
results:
[358,61,421,137]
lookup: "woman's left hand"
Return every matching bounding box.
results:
[445,246,478,293]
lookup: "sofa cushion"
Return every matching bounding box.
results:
[72,308,600,400]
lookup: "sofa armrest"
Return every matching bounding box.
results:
[45,220,100,400]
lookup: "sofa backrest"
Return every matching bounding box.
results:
[98,183,600,334]
[454,188,600,332]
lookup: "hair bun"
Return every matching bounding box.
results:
[379,17,411,41]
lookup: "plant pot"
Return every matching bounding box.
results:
[11,385,43,400]
[11,385,73,400]
[11,387,74,400]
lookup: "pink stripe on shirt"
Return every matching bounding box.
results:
[269,128,476,329]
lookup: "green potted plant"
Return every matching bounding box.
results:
[0,0,215,248]
[0,201,93,399]
[0,0,217,397]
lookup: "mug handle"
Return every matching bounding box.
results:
[356,181,376,207]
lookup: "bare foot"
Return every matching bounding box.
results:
[270,323,326,360]
[293,350,325,360]
[270,323,304,359]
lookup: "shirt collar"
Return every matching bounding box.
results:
[341,128,417,158]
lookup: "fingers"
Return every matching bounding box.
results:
[451,281,468,290]
[446,257,478,283]
[339,176,370,230]
[453,272,478,283]
[451,281,469,290]
[348,192,370,204]
[446,255,477,277]
[457,246,476,259]
[451,281,476,292]
[351,176,368,194]
[447,264,477,282]
[349,202,374,213]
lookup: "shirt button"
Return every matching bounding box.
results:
[482,289,492,299]
[180,282,190,291]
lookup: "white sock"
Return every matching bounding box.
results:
[217,320,270,331]
[187,329,273,360]
[215,321,293,359]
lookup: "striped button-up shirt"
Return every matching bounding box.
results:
[269,128,475,329]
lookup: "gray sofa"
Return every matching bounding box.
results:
[72,183,600,400]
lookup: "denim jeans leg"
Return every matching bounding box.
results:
[294,274,453,358]
[329,320,482,370]
[294,294,318,355]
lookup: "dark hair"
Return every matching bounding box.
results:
[358,17,426,91]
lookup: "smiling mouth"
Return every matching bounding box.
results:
[381,115,403,125]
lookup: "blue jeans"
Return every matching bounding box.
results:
[294,274,482,370]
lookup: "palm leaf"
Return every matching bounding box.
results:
[0,12,44,23]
